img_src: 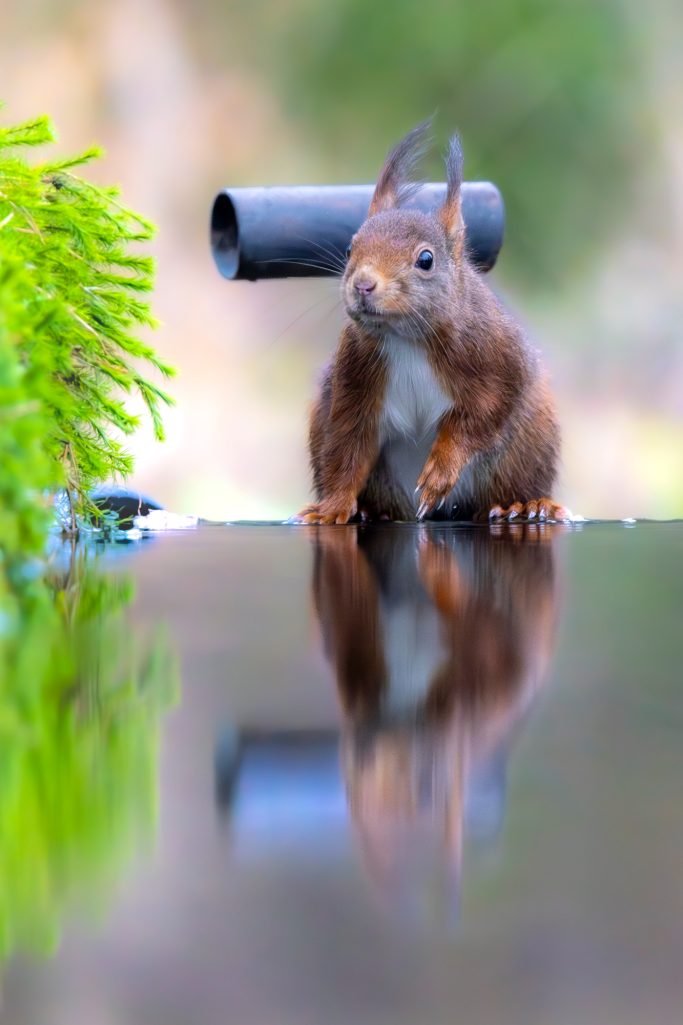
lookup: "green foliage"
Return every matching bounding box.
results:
[0,545,178,959]
[0,106,177,961]
[0,253,55,568]
[0,107,173,582]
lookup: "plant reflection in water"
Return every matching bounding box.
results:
[0,540,177,960]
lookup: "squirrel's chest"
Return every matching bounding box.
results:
[379,336,452,440]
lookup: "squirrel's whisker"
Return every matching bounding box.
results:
[293,233,348,274]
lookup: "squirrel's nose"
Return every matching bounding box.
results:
[354,276,377,296]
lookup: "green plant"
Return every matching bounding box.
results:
[0,107,173,577]
[0,111,177,948]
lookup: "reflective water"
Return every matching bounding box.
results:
[2,522,683,1025]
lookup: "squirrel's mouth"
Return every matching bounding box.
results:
[346,302,392,323]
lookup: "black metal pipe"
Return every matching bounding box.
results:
[210,182,504,281]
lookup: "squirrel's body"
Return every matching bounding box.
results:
[299,124,568,525]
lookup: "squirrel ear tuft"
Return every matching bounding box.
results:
[439,134,465,251]
[368,119,432,217]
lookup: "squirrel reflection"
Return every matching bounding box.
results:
[312,524,560,896]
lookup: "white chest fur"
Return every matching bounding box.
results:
[379,335,451,441]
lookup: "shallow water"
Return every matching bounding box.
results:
[2,522,683,1025]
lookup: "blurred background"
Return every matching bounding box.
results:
[2,0,682,520]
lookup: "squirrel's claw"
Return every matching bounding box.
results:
[414,481,454,521]
[294,496,358,525]
[487,499,573,524]
[415,452,457,521]
[416,493,450,521]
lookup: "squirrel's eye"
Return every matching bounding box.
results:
[345,244,352,260]
[415,249,434,271]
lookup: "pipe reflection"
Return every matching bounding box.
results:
[312,523,560,898]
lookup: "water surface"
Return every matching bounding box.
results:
[2,522,683,1025]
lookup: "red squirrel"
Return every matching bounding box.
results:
[297,121,570,524]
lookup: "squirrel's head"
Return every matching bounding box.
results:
[342,120,466,337]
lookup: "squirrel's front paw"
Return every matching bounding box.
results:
[415,458,456,520]
[295,494,358,525]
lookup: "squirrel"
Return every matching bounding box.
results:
[311,523,560,895]
[296,121,570,524]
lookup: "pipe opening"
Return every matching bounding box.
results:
[211,192,240,279]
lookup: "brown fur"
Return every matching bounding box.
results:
[297,121,568,524]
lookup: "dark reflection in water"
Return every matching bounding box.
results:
[0,541,176,962]
[320,526,558,899]
[217,523,559,910]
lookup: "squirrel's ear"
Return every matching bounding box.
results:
[368,119,432,217]
[439,134,465,256]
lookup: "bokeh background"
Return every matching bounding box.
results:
[2,0,682,519]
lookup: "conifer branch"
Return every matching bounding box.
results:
[0,106,174,576]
